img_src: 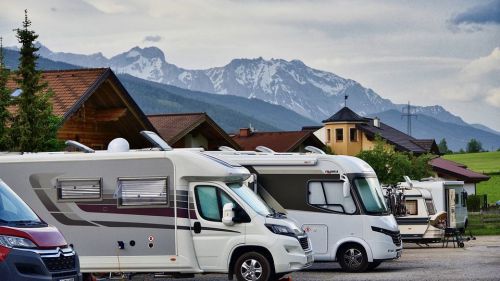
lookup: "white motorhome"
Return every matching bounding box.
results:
[0,134,313,281]
[206,149,402,272]
[384,185,446,243]
[400,179,468,231]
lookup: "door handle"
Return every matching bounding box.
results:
[193,221,201,234]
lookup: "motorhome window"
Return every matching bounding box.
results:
[405,200,418,215]
[195,186,239,222]
[57,178,102,200]
[228,182,272,216]
[425,199,436,215]
[0,182,43,226]
[117,178,168,206]
[349,128,357,142]
[335,128,343,142]
[307,181,356,214]
[455,193,459,205]
[354,177,388,214]
[462,192,467,207]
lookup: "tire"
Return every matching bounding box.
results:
[368,261,382,270]
[234,251,272,281]
[338,244,369,272]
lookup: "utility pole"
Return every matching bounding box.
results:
[344,93,348,107]
[401,101,417,136]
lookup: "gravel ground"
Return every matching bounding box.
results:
[126,235,500,281]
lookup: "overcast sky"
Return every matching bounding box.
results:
[1,0,499,130]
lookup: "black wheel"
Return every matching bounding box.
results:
[368,261,382,270]
[338,244,369,272]
[234,251,272,281]
[459,242,465,248]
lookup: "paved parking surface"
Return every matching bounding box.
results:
[128,235,500,281]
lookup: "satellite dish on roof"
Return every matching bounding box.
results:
[108,138,130,152]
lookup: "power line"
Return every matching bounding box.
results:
[401,101,417,136]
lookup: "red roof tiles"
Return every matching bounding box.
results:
[430,157,490,183]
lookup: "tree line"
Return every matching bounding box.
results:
[0,10,60,153]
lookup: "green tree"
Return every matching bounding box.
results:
[356,135,433,185]
[438,138,451,154]
[11,10,62,152]
[466,138,482,153]
[0,37,12,150]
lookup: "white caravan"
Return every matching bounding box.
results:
[399,179,468,231]
[384,185,446,243]
[0,134,313,281]
[206,149,402,272]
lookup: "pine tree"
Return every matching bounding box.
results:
[0,37,12,150]
[438,138,451,154]
[11,10,62,152]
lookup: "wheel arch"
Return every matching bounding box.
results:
[227,245,275,280]
[333,237,373,262]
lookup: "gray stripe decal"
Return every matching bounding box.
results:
[52,213,98,226]
[92,221,240,233]
[396,218,430,225]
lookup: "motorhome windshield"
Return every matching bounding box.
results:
[354,177,388,215]
[0,182,45,227]
[227,183,273,217]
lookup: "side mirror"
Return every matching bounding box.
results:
[222,203,235,226]
[343,180,350,198]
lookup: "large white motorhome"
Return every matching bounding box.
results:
[399,179,468,231]
[384,185,446,243]
[0,133,313,281]
[206,149,402,272]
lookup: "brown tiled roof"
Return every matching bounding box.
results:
[411,139,440,155]
[148,113,206,143]
[430,157,490,183]
[233,130,324,152]
[6,68,108,118]
[147,113,241,149]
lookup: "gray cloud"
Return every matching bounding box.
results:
[450,0,500,27]
[143,35,162,43]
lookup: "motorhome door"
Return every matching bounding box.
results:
[189,183,246,271]
[446,189,457,228]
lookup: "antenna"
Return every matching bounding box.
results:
[140,131,172,151]
[401,101,417,136]
[255,146,275,153]
[219,146,236,151]
[305,146,326,154]
[65,140,95,153]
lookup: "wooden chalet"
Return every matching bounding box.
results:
[7,68,155,149]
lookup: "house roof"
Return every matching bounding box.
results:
[322,107,366,123]
[430,157,490,183]
[147,113,241,149]
[356,121,430,154]
[412,139,440,154]
[233,130,324,152]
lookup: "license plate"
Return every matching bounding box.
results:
[59,278,74,281]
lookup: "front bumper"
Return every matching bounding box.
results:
[0,246,81,281]
[270,235,314,274]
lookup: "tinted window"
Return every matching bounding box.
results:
[350,128,357,142]
[406,200,418,215]
[0,182,42,225]
[195,186,238,222]
[335,128,343,141]
[308,181,356,214]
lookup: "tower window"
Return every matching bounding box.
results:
[335,128,343,142]
[350,128,358,142]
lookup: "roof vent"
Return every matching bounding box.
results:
[107,138,130,152]
[305,146,326,154]
[255,146,275,153]
[140,130,172,151]
[65,140,95,153]
[219,146,236,151]
[11,89,22,97]
[373,117,380,128]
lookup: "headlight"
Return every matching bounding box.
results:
[265,224,295,237]
[0,235,37,249]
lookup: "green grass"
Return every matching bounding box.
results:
[443,151,500,203]
[443,151,500,174]
[468,213,500,236]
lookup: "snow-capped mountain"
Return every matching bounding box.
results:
[34,43,471,124]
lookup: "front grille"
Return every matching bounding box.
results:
[371,226,402,247]
[298,236,309,250]
[42,254,76,272]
